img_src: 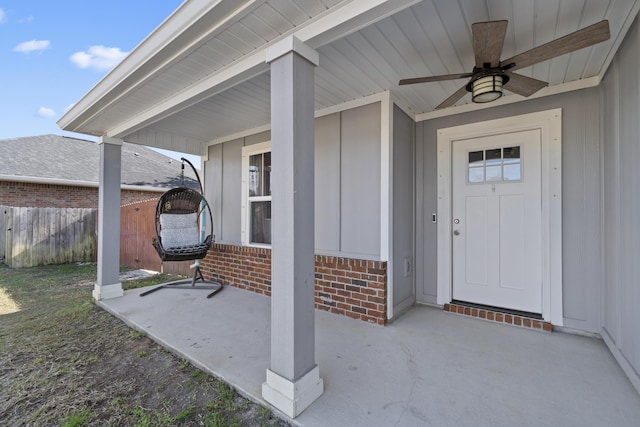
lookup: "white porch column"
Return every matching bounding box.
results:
[262,37,323,418]
[93,136,124,301]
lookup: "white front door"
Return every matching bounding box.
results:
[451,129,542,313]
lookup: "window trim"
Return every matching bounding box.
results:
[241,141,272,247]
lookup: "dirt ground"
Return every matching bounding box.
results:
[0,263,291,426]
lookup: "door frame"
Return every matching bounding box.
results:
[436,109,563,325]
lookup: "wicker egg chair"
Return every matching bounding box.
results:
[140,158,222,298]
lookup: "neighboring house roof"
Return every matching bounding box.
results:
[0,134,199,191]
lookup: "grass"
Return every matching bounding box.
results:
[0,263,289,426]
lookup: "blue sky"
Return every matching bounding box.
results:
[0,1,200,163]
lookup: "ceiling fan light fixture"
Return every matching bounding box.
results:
[471,74,504,103]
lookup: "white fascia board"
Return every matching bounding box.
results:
[205,91,393,147]
[0,174,166,193]
[315,91,389,118]
[415,77,600,122]
[58,0,265,133]
[299,0,422,48]
[206,123,272,147]
[77,0,422,140]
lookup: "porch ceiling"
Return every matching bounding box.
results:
[59,0,639,153]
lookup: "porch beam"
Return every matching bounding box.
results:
[93,136,123,301]
[262,36,323,418]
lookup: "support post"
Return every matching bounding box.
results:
[262,36,323,418]
[94,136,124,300]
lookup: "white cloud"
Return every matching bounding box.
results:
[14,39,50,53]
[18,15,34,24]
[0,9,6,24]
[70,45,129,71]
[37,107,56,118]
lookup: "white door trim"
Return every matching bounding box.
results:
[436,109,563,325]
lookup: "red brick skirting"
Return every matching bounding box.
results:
[444,303,552,332]
[200,244,388,325]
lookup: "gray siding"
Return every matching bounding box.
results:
[315,113,341,252]
[205,102,382,258]
[392,105,415,315]
[221,138,243,244]
[415,117,438,304]
[416,88,602,332]
[340,103,381,257]
[600,16,640,392]
[205,144,222,240]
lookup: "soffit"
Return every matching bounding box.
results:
[64,0,639,147]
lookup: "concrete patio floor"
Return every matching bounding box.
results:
[99,283,640,427]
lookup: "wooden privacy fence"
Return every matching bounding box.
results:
[120,199,193,276]
[1,206,97,268]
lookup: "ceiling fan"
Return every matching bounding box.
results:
[399,19,610,109]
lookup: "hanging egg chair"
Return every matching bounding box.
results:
[141,158,222,298]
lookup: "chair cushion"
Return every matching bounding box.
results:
[160,213,200,249]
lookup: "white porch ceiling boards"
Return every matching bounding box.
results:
[59,0,639,151]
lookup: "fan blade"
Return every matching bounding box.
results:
[504,72,548,97]
[473,20,508,68]
[436,86,468,109]
[399,73,472,85]
[501,20,610,71]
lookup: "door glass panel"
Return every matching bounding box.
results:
[503,146,520,163]
[503,164,521,181]
[485,148,502,165]
[486,166,502,181]
[469,167,484,183]
[469,151,484,165]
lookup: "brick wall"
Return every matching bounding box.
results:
[0,181,162,208]
[200,244,388,325]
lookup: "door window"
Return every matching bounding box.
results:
[468,146,521,183]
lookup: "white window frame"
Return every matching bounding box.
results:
[241,141,272,247]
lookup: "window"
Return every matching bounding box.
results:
[242,142,271,245]
[468,146,521,183]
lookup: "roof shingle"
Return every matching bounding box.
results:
[0,134,199,190]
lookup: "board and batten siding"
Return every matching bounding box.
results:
[392,105,415,316]
[205,102,382,259]
[600,15,640,394]
[416,87,602,333]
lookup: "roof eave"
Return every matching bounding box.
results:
[0,174,169,192]
[57,0,259,135]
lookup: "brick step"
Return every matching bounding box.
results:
[444,302,552,332]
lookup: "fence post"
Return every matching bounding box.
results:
[5,208,13,268]
[0,206,7,265]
